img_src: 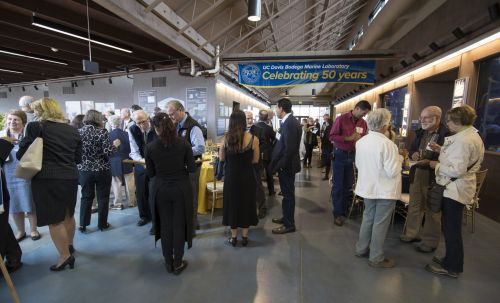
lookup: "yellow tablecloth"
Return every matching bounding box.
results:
[197,157,223,214]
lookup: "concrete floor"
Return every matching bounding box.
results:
[3,166,500,303]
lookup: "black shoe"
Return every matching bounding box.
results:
[30,231,42,241]
[16,232,26,242]
[99,223,111,231]
[137,218,150,226]
[165,258,174,273]
[78,226,86,233]
[5,261,23,273]
[242,237,249,247]
[173,260,188,275]
[228,237,237,247]
[69,245,75,255]
[268,191,276,196]
[272,225,296,234]
[91,208,98,214]
[272,217,284,224]
[50,256,75,272]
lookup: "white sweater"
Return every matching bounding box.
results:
[435,127,484,205]
[354,131,402,200]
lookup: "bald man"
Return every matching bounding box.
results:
[18,96,35,123]
[400,106,450,253]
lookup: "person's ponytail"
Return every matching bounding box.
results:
[152,113,176,145]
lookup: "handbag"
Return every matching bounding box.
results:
[426,160,478,213]
[14,123,43,180]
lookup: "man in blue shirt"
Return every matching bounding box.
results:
[166,100,205,231]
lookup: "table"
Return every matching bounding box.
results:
[197,154,223,214]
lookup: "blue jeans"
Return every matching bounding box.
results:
[278,170,296,228]
[355,199,396,263]
[331,149,354,217]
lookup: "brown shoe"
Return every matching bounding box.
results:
[399,235,421,243]
[425,263,459,278]
[368,258,396,268]
[334,217,343,226]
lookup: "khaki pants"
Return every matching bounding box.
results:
[404,168,441,248]
[110,173,136,207]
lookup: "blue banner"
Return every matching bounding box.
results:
[238,60,375,87]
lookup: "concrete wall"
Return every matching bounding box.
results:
[0,86,46,113]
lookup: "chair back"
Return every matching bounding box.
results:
[473,169,488,208]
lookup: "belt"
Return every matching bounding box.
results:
[335,148,355,154]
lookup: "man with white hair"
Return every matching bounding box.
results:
[128,110,157,232]
[18,96,35,123]
[166,100,205,231]
[120,108,133,131]
[400,106,450,253]
[354,108,402,268]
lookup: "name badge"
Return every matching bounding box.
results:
[355,127,363,134]
[276,132,281,141]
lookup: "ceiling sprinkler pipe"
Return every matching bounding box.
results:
[191,45,220,77]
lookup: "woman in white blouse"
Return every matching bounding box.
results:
[425,105,484,278]
[354,108,402,268]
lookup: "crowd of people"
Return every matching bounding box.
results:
[0,95,485,279]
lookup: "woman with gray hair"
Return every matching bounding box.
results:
[78,110,120,232]
[354,108,402,268]
[108,115,135,209]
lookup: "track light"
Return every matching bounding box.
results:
[108,78,112,84]
[8,87,12,92]
[285,89,289,96]
[151,64,156,71]
[452,27,466,39]
[400,60,409,68]
[91,79,94,85]
[312,89,316,96]
[34,85,38,90]
[125,66,130,74]
[488,3,500,21]
[32,16,133,53]
[412,53,422,61]
[429,42,440,51]
[22,86,25,92]
[248,0,261,22]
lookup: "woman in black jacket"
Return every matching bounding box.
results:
[17,98,82,271]
[145,113,195,275]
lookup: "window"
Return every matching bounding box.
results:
[381,86,408,136]
[475,55,500,153]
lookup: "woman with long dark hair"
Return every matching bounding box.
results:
[145,112,195,275]
[219,110,260,247]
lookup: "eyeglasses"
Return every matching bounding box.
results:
[136,119,149,125]
[419,115,436,121]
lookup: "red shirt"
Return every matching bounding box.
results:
[329,111,368,152]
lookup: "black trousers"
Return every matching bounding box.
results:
[157,185,186,267]
[441,197,465,273]
[321,148,332,178]
[0,200,22,265]
[134,165,152,221]
[304,144,314,165]
[278,170,296,228]
[79,170,112,228]
[263,159,274,194]
[255,165,266,213]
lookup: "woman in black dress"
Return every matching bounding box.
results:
[145,113,195,275]
[17,98,82,271]
[220,110,260,247]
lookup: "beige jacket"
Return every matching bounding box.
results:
[435,127,485,205]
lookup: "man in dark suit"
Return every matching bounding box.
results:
[269,99,302,234]
[250,110,276,218]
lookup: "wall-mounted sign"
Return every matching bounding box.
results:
[400,93,411,137]
[138,90,157,114]
[238,60,376,87]
[452,77,469,108]
[186,87,208,127]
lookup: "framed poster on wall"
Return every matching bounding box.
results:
[452,77,469,108]
[138,90,157,114]
[186,87,208,127]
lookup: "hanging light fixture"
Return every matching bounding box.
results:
[248,0,261,22]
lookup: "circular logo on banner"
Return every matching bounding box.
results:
[241,64,261,84]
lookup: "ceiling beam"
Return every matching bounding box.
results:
[263,0,279,52]
[144,0,162,13]
[221,0,303,54]
[93,0,213,67]
[221,49,397,62]
[178,0,236,34]
[197,13,248,50]
[313,0,330,50]
[245,1,322,53]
